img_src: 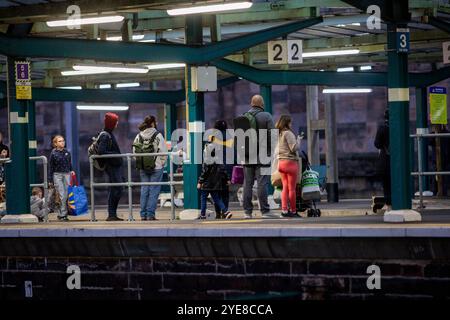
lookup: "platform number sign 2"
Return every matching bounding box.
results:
[287,40,303,64]
[396,28,410,53]
[268,40,287,64]
[443,41,450,65]
[268,40,303,65]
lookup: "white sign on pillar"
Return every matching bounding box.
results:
[268,40,287,65]
[287,40,303,64]
[443,41,450,65]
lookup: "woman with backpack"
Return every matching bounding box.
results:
[49,134,74,221]
[133,115,167,221]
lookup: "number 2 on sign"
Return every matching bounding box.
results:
[268,40,287,64]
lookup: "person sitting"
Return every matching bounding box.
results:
[30,187,49,222]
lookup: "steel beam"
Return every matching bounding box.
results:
[213,59,387,86]
[0,17,323,64]
[428,16,450,34]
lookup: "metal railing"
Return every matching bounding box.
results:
[410,131,450,210]
[89,152,183,222]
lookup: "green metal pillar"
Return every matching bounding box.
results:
[260,85,273,114]
[260,84,274,195]
[415,87,429,191]
[4,56,31,217]
[27,100,37,185]
[183,15,204,209]
[387,24,412,210]
[164,103,178,143]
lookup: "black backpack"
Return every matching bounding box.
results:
[233,109,261,164]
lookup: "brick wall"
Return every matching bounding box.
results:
[1,237,450,300]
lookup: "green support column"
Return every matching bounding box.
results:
[27,100,37,185]
[260,84,274,196]
[385,24,420,222]
[260,84,272,114]
[1,56,35,223]
[415,87,429,191]
[183,15,204,209]
[164,103,177,143]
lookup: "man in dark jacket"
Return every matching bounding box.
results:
[97,113,123,221]
[374,109,391,211]
[240,95,276,219]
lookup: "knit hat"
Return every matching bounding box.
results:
[104,112,119,130]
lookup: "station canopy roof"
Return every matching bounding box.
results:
[0,0,449,88]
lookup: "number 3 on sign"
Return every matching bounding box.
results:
[288,40,303,64]
[268,40,287,65]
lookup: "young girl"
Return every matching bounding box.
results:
[49,135,73,221]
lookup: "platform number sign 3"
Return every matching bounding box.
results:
[288,40,303,64]
[268,40,287,64]
[443,41,450,65]
[396,28,410,53]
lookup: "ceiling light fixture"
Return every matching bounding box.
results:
[47,15,124,27]
[303,49,360,58]
[167,1,252,16]
[323,88,372,94]
[76,104,129,111]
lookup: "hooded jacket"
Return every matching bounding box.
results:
[132,127,167,170]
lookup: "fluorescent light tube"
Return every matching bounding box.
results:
[47,15,124,27]
[167,1,252,16]
[303,49,360,58]
[57,86,82,90]
[337,67,354,72]
[61,70,110,76]
[360,65,372,71]
[146,63,186,70]
[76,104,129,111]
[323,88,372,94]
[99,84,112,89]
[73,65,148,74]
[106,35,145,41]
[116,82,140,88]
[139,39,156,43]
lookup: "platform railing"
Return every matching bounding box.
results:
[410,131,450,211]
[89,152,183,222]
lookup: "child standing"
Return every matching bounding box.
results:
[197,143,232,220]
[49,135,73,221]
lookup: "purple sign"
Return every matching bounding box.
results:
[15,62,30,81]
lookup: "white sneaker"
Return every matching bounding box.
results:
[244,213,253,219]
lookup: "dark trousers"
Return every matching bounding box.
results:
[382,161,391,206]
[201,190,226,216]
[105,165,123,217]
[214,187,229,217]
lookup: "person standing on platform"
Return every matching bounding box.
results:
[275,115,302,218]
[49,135,74,221]
[132,115,167,221]
[238,95,276,219]
[209,120,234,219]
[98,112,124,221]
[374,109,392,211]
[0,131,9,185]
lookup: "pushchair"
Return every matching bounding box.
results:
[296,151,321,217]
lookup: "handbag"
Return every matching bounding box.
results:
[301,168,321,200]
[231,165,244,185]
[271,143,282,187]
[67,172,88,216]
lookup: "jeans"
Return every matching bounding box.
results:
[105,165,123,217]
[214,187,229,216]
[53,172,70,217]
[201,190,226,216]
[140,169,164,218]
[243,165,270,215]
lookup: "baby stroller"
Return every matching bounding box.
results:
[296,151,321,217]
